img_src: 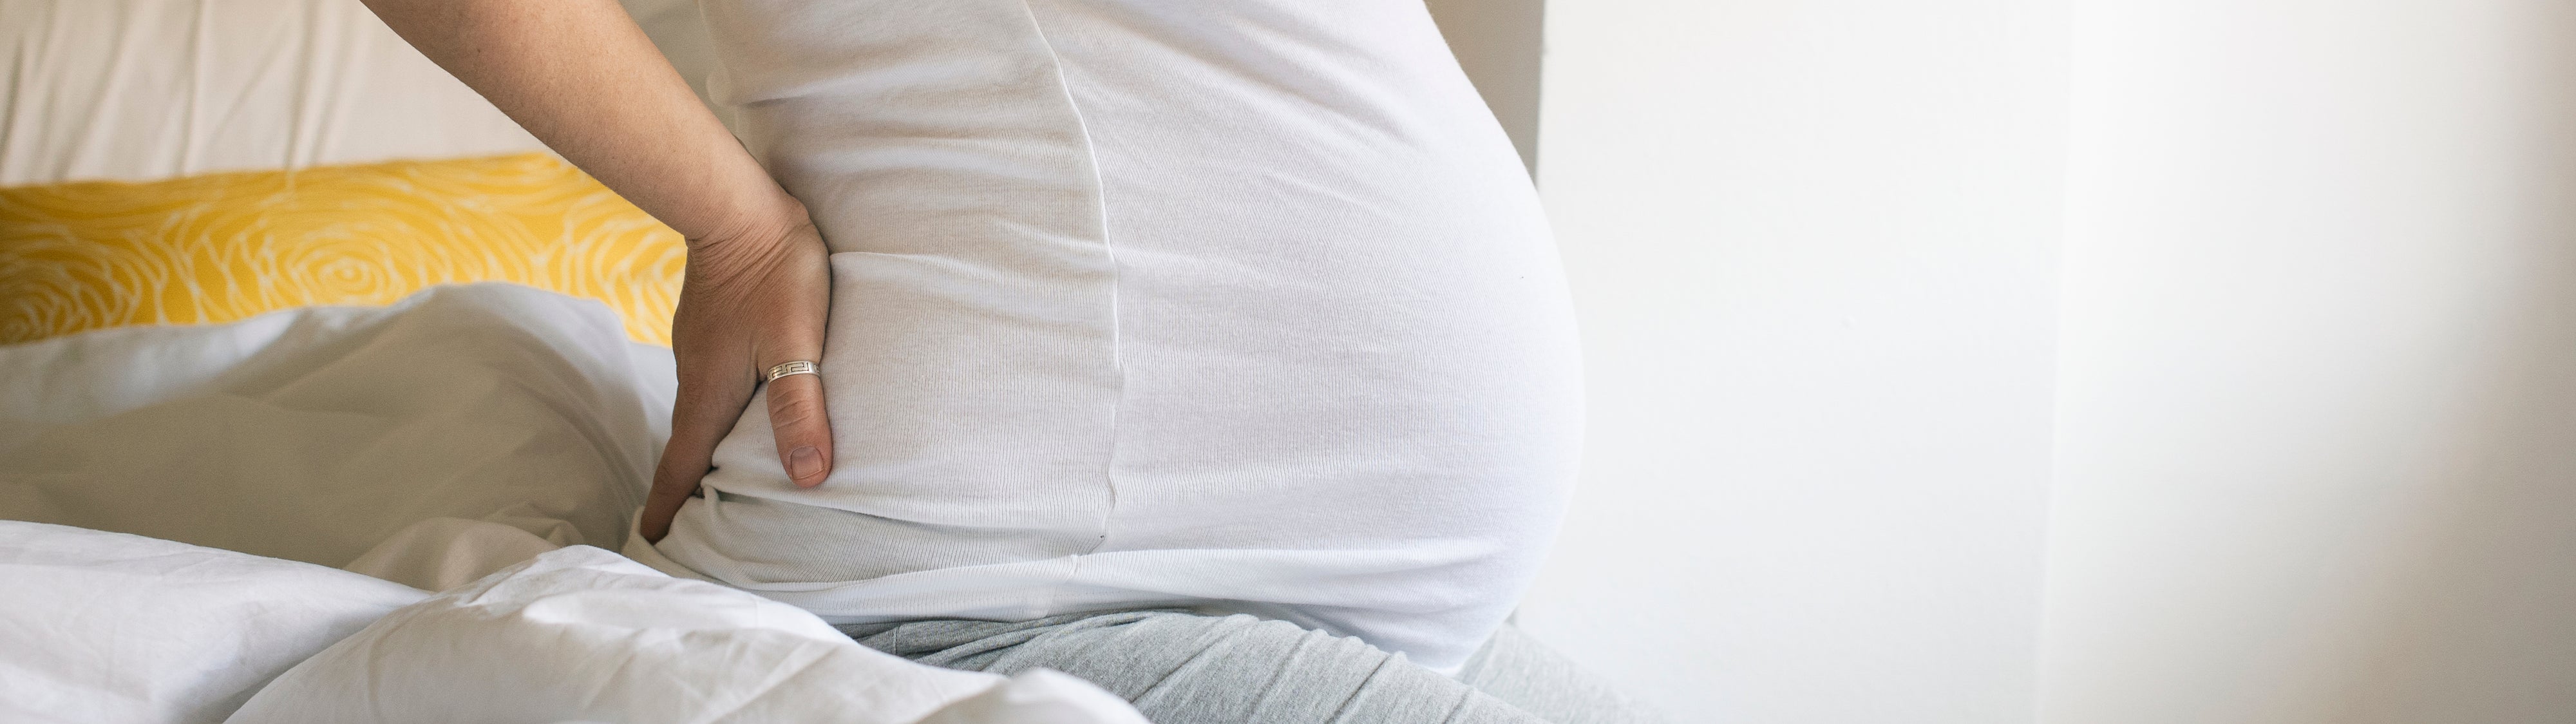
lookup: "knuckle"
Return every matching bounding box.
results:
[766,390,828,433]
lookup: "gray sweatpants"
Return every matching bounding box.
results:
[839,611,1660,724]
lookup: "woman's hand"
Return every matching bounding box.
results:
[638,211,837,543]
[355,0,839,544]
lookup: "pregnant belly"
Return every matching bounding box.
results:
[650,0,1577,671]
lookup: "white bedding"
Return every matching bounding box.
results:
[0,521,1141,724]
[0,0,542,186]
[0,285,1145,723]
[234,544,1143,724]
[0,283,670,567]
[1,0,1148,718]
[0,0,717,186]
[0,521,426,724]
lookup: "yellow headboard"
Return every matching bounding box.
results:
[0,153,685,346]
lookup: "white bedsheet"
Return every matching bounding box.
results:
[233,544,1143,724]
[0,520,1143,724]
[0,283,672,567]
[0,520,427,724]
[0,285,1143,723]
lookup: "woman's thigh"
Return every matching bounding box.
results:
[844,611,1553,724]
[1457,624,1665,724]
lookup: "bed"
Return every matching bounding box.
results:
[0,0,1143,721]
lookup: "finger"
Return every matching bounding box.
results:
[639,329,759,543]
[641,381,754,541]
[762,359,833,488]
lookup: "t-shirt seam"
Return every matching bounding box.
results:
[1013,0,1124,615]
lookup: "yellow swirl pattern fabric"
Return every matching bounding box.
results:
[0,153,685,345]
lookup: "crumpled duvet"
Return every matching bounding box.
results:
[0,520,1143,724]
[0,284,1144,723]
[0,283,672,567]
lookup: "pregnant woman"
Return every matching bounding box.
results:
[364,0,1640,721]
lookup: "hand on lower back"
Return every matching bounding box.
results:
[354,0,839,543]
[639,212,835,544]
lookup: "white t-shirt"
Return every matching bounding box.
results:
[639,0,1581,671]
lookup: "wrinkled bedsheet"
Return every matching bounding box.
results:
[0,284,1144,723]
[0,283,672,566]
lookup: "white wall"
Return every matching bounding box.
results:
[1423,0,1542,174]
[2043,1,2576,722]
[1519,1,2066,721]
[1472,0,2576,719]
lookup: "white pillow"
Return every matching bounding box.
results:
[0,0,723,186]
[0,0,542,185]
[228,546,1146,724]
[0,521,429,724]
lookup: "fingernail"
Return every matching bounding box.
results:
[788,446,822,481]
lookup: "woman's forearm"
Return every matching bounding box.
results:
[359,0,799,242]
[368,0,844,536]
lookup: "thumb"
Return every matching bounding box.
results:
[762,357,834,488]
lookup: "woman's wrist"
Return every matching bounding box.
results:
[683,190,813,253]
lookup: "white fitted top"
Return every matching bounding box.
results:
[636,0,1581,671]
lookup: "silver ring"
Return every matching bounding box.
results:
[765,360,819,383]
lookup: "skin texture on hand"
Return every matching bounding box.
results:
[641,217,837,542]
[356,0,835,542]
